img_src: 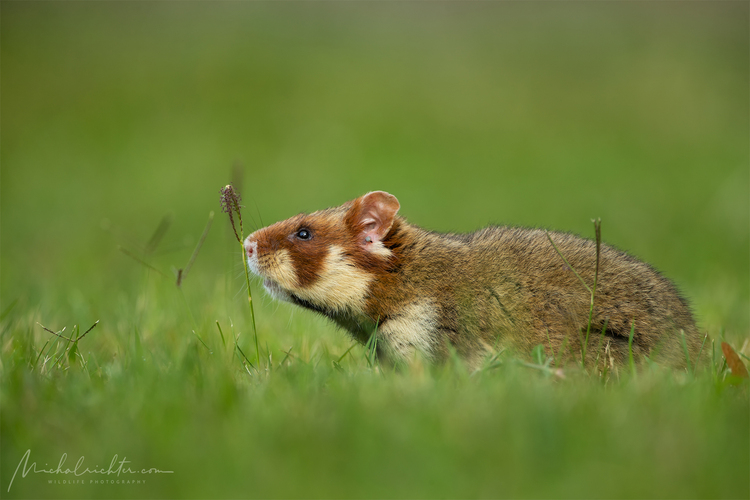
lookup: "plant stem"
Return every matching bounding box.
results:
[241,241,260,364]
[582,219,602,366]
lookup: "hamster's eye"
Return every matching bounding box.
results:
[295,228,312,240]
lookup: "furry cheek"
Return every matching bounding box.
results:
[291,245,374,313]
[253,248,299,290]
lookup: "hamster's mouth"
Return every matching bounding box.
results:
[262,278,293,303]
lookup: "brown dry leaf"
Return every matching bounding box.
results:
[721,342,749,379]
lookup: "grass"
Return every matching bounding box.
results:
[1,294,748,498]
[1,2,749,498]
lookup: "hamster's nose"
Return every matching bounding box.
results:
[244,238,257,259]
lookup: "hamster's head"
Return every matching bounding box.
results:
[243,191,400,313]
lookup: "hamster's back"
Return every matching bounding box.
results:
[462,226,700,366]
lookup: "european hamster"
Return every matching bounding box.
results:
[244,191,702,369]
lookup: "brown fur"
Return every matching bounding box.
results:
[245,192,703,370]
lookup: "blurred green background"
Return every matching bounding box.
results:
[1,2,748,498]
[2,1,748,333]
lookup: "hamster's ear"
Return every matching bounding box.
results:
[349,191,400,251]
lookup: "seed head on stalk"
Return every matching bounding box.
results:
[220,184,244,243]
[220,183,261,370]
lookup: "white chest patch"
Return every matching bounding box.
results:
[378,300,439,362]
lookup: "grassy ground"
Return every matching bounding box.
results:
[1,2,748,498]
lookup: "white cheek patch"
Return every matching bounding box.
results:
[291,245,373,313]
[378,300,438,362]
[266,249,298,289]
[251,248,299,290]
